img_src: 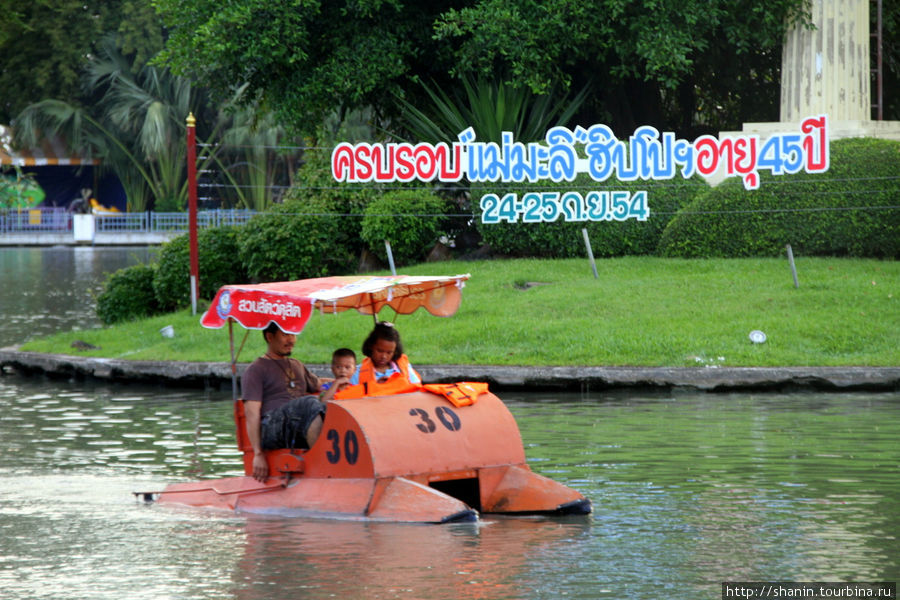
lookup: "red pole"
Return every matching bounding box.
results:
[186,112,199,315]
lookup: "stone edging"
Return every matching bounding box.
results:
[2,348,898,392]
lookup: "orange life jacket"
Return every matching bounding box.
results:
[334,355,421,399]
[423,382,489,407]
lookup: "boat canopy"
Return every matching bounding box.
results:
[200,274,470,334]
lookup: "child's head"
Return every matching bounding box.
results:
[361,321,403,369]
[330,348,357,379]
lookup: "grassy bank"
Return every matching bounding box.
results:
[21,257,899,367]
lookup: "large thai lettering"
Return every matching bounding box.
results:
[331,141,465,182]
[331,116,830,191]
[545,127,577,182]
[801,115,829,172]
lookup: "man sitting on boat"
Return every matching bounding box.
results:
[242,322,325,482]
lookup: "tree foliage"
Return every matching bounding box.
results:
[0,0,166,124]
[434,0,813,135]
[155,0,455,137]
[154,0,826,137]
[14,38,249,212]
[874,0,900,120]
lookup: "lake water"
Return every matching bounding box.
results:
[0,246,154,348]
[1,247,898,598]
[1,379,898,599]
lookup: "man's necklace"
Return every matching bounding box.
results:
[266,353,297,388]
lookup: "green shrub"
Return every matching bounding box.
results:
[95,262,159,325]
[658,138,900,258]
[473,173,703,258]
[153,226,247,311]
[288,148,385,256]
[237,194,356,282]
[235,147,415,281]
[361,190,450,265]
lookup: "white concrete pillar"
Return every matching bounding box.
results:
[73,214,95,243]
[781,0,870,122]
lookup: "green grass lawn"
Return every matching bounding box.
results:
[21,257,899,367]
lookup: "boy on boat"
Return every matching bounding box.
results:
[319,347,356,402]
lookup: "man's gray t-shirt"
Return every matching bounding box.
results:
[241,357,320,415]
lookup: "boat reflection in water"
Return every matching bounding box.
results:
[232,514,591,600]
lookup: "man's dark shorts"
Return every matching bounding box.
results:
[260,395,326,450]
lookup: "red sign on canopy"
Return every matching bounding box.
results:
[200,274,470,333]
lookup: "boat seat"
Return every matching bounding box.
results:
[233,399,305,476]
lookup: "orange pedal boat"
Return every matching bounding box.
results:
[146,275,591,523]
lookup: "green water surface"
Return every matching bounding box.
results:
[1,378,896,600]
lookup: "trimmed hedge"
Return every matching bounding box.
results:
[289,148,376,255]
[95,262,159,325]
[361,190,450,265]
[473,173,703,258]
[237,194,356,282]
[658,138,900,258]
[153,226,247,311]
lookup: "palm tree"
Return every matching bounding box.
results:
[14,37,237,212]
[222,97,306,210]
[394,74,590,145]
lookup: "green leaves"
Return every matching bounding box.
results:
[96,262,159,325]
[395,74,589,145]
[361,190,450,265]
[152,226,247,311]
[152,0,819,137]
[658,139,900,259]
[155,0,423,136]
[236,195,356,282]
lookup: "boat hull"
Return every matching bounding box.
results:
[154,390,590,523]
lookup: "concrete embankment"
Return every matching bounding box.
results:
[0,232,176,246]
[2,348,898,393]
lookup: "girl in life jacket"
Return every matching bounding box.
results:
[345,321,421,394]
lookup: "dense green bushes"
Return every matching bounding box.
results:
[95,262,159,324]
[473,174,703,257]
[361,190,450,265]
[96,226,245,323]
[287,148,377,253]
[152,226,246,312]
[237,194,357,281]
[658,138,900,258]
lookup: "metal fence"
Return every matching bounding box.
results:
[0,207,72,233]
[1,208,257,234]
